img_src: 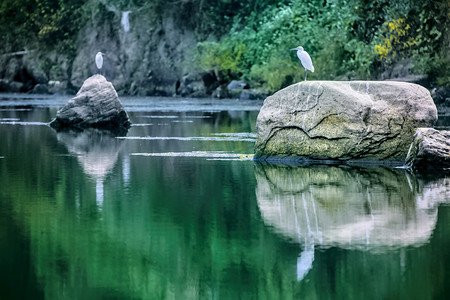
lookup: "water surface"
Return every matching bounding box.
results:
[0,94,449,299]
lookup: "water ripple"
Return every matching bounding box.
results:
[0,121,48,126]
[117,135,256,142]
[131,151,253,160]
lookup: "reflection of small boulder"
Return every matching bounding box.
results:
[50,75,130,131]
[57,128,123,181]
[57,128,124,207]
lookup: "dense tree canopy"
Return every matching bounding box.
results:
[0,0,448,92]
[195,0,449,90]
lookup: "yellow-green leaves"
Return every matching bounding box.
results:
[374,18,417,62]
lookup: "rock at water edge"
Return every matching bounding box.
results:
[50,74,130,131]
[405,128,450,171]
[254,81,437,163]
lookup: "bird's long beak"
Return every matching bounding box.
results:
[290,48,298,51]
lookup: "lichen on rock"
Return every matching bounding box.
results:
[405,128,450,171]
[254,81,437,164]
[50,75,130,133]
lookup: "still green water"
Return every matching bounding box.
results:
[0,94,449,299]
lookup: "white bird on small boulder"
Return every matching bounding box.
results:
[95,52,105,72]
[290,46,314,81]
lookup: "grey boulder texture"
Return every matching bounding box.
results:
[50,75,130,133]
[254,81,437,164]
[405,128,450,172]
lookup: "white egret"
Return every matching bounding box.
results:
[95,52,105,71]
[290,46,314,81]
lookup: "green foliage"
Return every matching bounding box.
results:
[195,0,449,92]
[0,0,85,53]
[0,0,447,89]
[193,0,289,38]
[0,0,37,51]
[368,0,449,86]
[196,0,369,90]
[249,59,297,91]
[196,40,247,80]
[410,0,449,87]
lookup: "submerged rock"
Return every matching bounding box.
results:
[50,75,130,132]
[254,81,437,164]
[405,128,450,171]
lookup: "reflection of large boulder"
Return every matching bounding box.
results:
[255,163,449,251]
[50,75,130,131]
[254,81,437,163]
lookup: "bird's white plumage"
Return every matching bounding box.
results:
[95,52,104,70]
[291,46,314,80]
[297,50,314,72]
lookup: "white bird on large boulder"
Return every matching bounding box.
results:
[291,46,314,81]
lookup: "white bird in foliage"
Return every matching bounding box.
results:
[95,52,105,71]
[290,46,314,81]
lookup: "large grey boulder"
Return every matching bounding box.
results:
[405,128,450,171]
[50,75,130,132]
[254,81,437,163]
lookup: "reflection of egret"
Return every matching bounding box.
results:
[290,180,317,281]
[95,52,105,71]
[297,244,314,281]
[365,187,375,248]
[96,178,104,207]
[290,46,314,81]
[122,155,131,185]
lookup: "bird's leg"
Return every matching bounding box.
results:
[304,69,308,81]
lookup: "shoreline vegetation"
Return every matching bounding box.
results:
[0,0,448,102]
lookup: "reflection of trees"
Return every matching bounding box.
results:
[1,117,449,299]
[3,149,296,299]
